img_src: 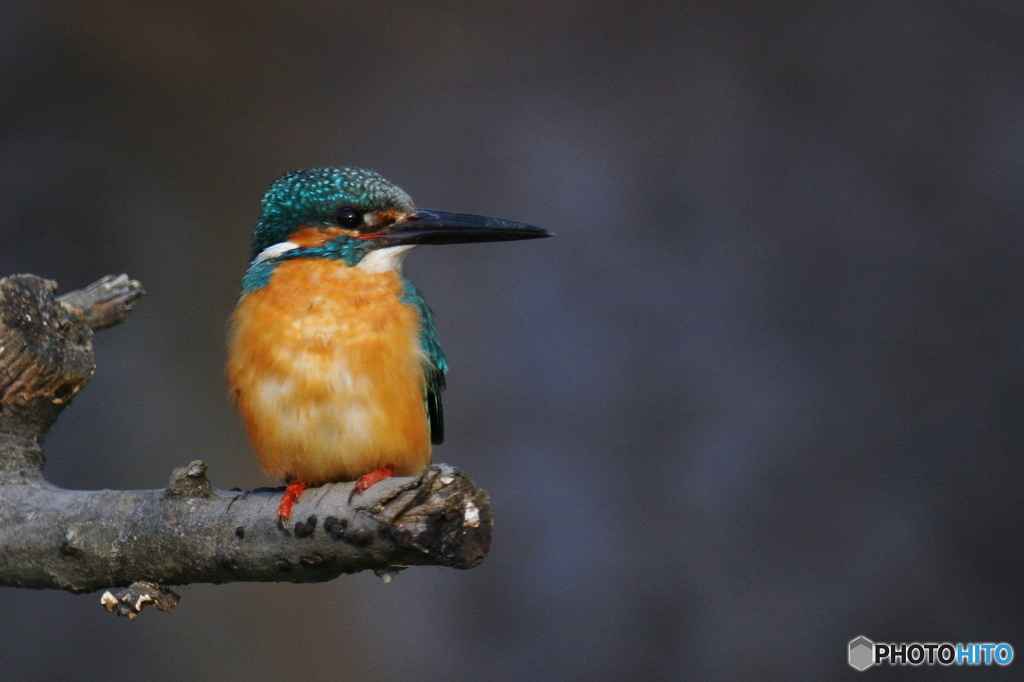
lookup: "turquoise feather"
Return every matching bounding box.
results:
[401,278,448,444]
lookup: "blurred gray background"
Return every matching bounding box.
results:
[2,2,1022,680]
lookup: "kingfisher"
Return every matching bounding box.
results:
[227,167,549,526]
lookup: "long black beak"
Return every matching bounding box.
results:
[375,209,551,246]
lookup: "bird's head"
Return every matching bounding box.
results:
[249,167,549,271]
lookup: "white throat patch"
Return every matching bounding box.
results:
[251,241,415,273]
[252,241,299,265]
[356,245,417,273]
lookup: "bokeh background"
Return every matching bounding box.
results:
[2,2,1023,680]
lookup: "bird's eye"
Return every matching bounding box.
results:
[335,207,363,229]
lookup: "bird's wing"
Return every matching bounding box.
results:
[401,280,448,445]
[425,364,446,445]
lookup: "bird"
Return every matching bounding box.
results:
[227,167,550,526]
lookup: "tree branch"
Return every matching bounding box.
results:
[0,274,491,615]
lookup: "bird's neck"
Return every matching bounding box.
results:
[240,243,416,296]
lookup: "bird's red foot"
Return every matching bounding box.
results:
[277,479,307,528]
[349,465,395,502]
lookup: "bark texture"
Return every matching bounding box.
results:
[0,274,491,615]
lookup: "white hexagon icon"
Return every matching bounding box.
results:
[849,636,874,671]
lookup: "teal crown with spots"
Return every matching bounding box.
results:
[251,167,414,261]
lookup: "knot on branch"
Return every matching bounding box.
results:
[166,460,212,497]
[101,582,179,619]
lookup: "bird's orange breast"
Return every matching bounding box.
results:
[226,258,431,484]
